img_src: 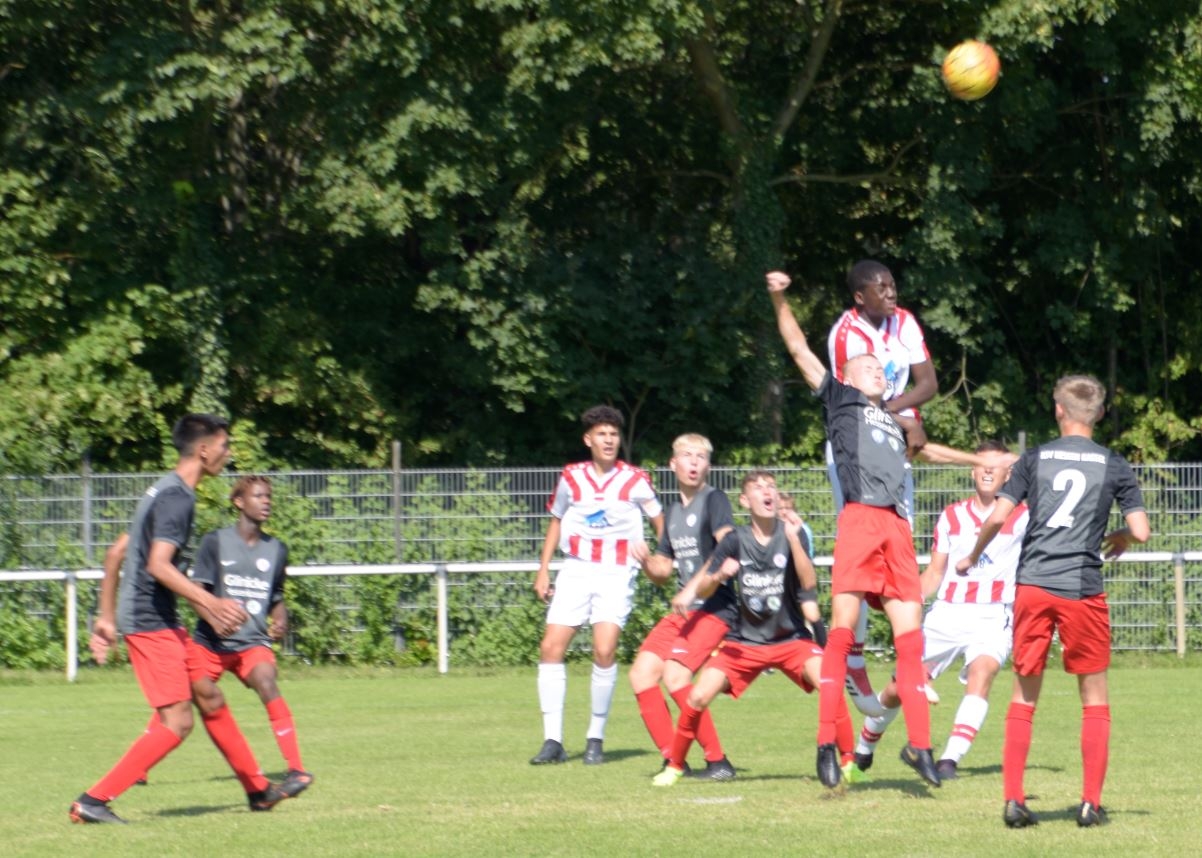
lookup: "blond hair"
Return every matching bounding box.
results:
[1053,375,1106,426]
[672,433,713,455]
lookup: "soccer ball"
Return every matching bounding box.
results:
[941,40,1000,101]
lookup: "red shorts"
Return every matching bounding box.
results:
[832,503,920,604]
[707,638,824,699]
[1011,584,1111,675]
[186,640,277,684]
[662,611,730,673]
[125,627,192,708]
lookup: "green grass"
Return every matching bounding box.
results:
[2,655,1199,856]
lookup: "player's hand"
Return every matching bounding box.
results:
[1101,528,1134,559]
[893,414,928,458]
[534,568,553,603]
[269,618,288,641]
[765,270,791,293]
[778,507,803,536]
[954,555,974,575]
[88,617,117,664]
[712,556,740,582]
[202,597,249,637]
[669,587,696,617]
[629,539,650,565]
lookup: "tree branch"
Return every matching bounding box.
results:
[773,0,845,138]
[769,135,921,187]
[685,30,749,156]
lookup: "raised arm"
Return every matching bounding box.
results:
[766,271,827,391]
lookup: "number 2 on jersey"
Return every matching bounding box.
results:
[1046,467,1087,529]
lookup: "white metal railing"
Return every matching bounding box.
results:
[3,552,1200,681]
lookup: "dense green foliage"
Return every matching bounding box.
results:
[3,1,1202,471]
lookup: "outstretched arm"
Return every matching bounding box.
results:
[954,497,1017,573]
[766,271,827,391]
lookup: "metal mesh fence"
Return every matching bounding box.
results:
[2,463,1201,658]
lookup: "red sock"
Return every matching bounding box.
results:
[818,627,854,744]
[670,687,724,763]
[635,687,676,758]
[893,629,930,748]
[266,697,304,772]
[667,702,704,769]
[1003,702,1036,803]
[834,694,855,762]
[1081,704,1110,807]
[87,717,181,802]
[202,704,268,793]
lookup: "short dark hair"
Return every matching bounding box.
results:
[975,439,1010,455]
[847,259,893,297]
[230,474,271,503]
[741,469,776,490]
[171,413,230,454]
[581,405,624,431]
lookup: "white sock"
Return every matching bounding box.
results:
[537,662,567,743]
[941,694,989,762]
[586,663,618,741]
[855,700,901,755]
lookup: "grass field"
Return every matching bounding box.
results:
[3,655,1199,857]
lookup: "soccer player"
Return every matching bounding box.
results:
[629,433,736,779]
[852,441,1028,780]
[651,470,852,787]
[955,375,1149,829]
[531,405,664,766]
[188,475,313,799]
[766,270,996,790]
[71,414,288,824]
[827,260,938,718]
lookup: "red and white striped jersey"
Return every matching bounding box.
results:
[932,499,1029,605]
[827,307,930,417]
[548,461,662,568]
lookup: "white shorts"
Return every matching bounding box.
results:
[545,559,637,628]
[921,601,1012,684]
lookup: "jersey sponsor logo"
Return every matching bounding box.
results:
[222,573,271,595]
[585,509,612,529]
[1040,449,1106,464]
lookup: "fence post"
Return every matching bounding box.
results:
[66,572,79,682]
[1174,552,1186,658]
[82,453,94,567]
[392,441,403,563]
[436,563,449,675]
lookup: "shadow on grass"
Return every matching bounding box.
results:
[154,804,239,818]
[576,747,653,765]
